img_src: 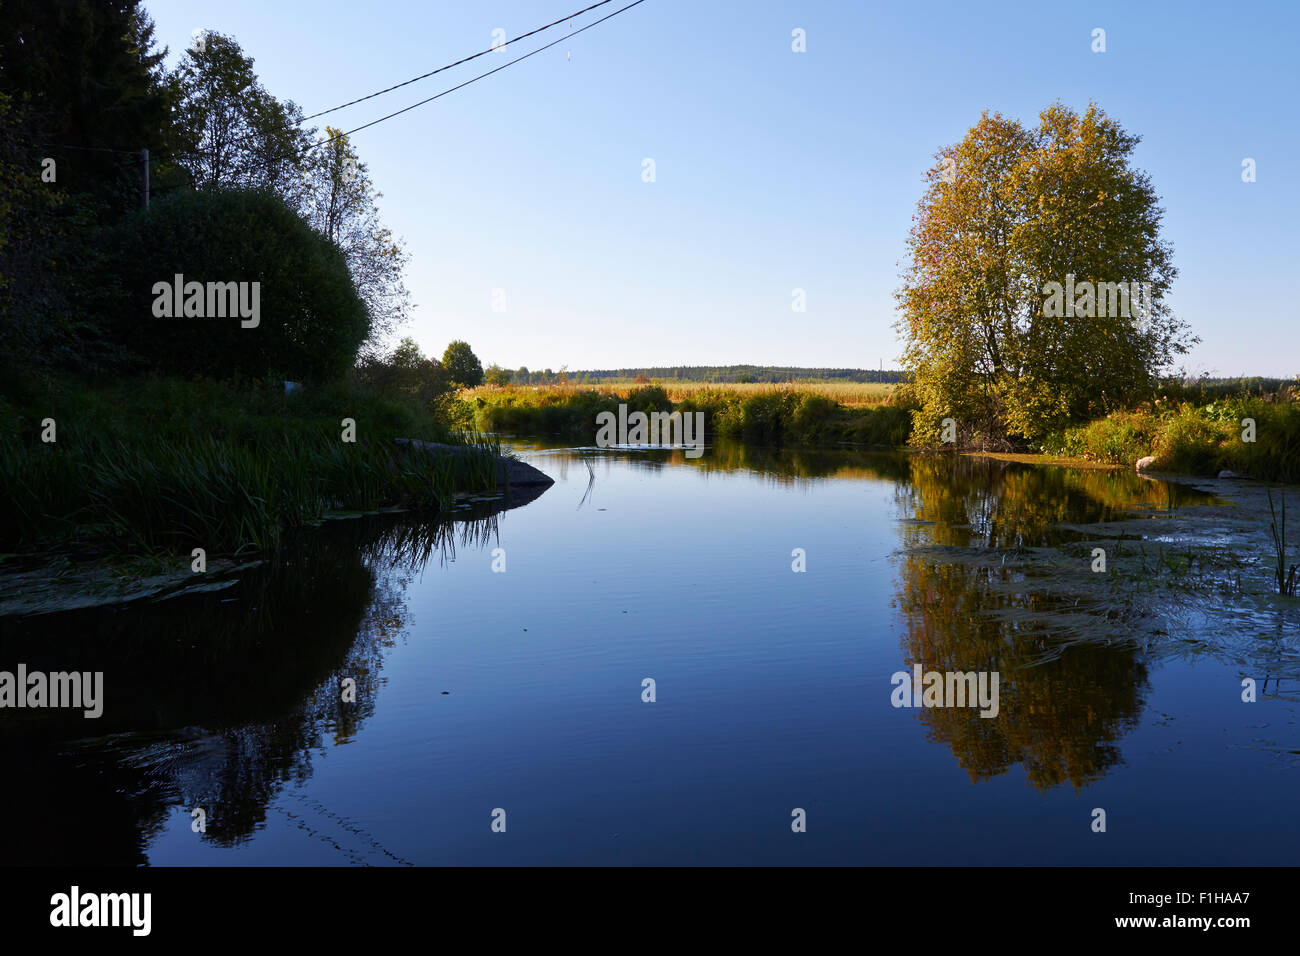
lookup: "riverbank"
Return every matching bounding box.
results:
[469,383,914,447]
[468,382,1300,483]
[1041,397,1300,483]
[0,376,503,561]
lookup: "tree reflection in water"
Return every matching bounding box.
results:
[0,506,507,864]
[890,455,1181,790]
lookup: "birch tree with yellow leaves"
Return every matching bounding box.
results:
[897,103,1194,446]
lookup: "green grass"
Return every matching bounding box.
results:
[0,375,499,558]
[465,380,897,407]
[470,383,916,447]
[437,374,1300,483]
[1041,397,1300,483]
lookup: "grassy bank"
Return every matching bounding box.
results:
[0,376,499,559]
[1041,396,1300,483]
[468,383,914,447]
[469,380,896,407]
[471,379,1300,484]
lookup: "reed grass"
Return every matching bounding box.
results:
[1267,489,1298,596]
[0,376,500,558]
[468,383,915,447]
[464,380,897,408]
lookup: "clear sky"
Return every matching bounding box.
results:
[146,0,1299,376]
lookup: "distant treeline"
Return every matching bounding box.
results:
[1159,376,1295,400]
[506,366,910,385]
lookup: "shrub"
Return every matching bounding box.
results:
[792,394,841,443]
[625,385,672,415]
[1222,398,1300,483]
[1041,397,1300,482]
[735,392,798,443]
[89,188,369,383]
[1043,411,1159,465]
[1151,406,1228,474]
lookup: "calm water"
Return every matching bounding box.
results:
[2,442,1297,865]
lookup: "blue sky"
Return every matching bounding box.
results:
[147,0,1299,376]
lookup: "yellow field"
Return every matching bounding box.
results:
[463,380,896,407]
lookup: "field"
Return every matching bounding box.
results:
[463,380,897,407]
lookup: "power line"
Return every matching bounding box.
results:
[299,0,617,124]
[209,0,643,163]
[37,0,649,181]
[301,0,647,157]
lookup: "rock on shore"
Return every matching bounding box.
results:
[393,438,555,488]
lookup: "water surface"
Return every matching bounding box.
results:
[2,443,1297,865]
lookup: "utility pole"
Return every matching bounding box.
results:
[140,148,149,209]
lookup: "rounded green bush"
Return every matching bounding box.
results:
[90,187,369,383]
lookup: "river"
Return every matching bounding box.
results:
[1,441,1296,864]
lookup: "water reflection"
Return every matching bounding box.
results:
[2,445,1294,864]
[526,438,914,484]
[0,508,505,864]
[888,454,1293,789]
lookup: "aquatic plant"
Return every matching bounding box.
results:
[1267,489,1298,596]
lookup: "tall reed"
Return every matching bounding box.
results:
[1267,489,1298,596]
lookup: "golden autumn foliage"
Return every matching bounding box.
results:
[897,102,1195,447]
